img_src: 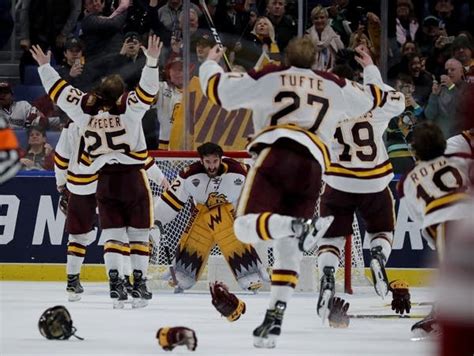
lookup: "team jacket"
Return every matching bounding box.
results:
[152,81,182,150]
[199,61,405,172]
[398,154,473,232]
[155,158,247,225]
[38,63,158,172]
[54,122,166,195]
[323,68,400,193]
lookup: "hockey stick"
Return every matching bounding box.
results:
[348,314,425,319]
[198,0,233,71]
[164,244,183,294]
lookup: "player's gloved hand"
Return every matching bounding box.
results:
[389,280,411,315]
[156,326,197,351]
[209,281,246,322]
[59,187,70,216]
[328,297,350,328]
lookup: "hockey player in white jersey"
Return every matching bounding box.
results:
[54,121,168,302]
[199,38,405,348]
[155,142,266,299]
[445,128,473,156]
[398,121,473,338]
[317,55,407,322]
[32,35,163,308]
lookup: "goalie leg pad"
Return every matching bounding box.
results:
[174,208,214,287]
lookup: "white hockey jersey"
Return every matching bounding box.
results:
[398,154,473,231]
[199,61,405,170]
[152,81,182,150]
[445,129,474,156]
[323,68,399,193]
[54,122,166,195]
[155,158,247,225]
[0,101,44,129]
[38,63,158,172]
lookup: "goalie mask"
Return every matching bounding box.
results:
[38,306,83,340]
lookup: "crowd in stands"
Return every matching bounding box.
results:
[0,0,473,173]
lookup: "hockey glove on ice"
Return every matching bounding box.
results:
[328,297,350,328]
[157,326,197,351]
[389,280,411,315]
[209,281,246,322]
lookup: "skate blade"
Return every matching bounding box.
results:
[67,292,81,302]
[113,300,126,309]
[317,289,332,324]
[303,215,334,252]
[253,335,277,348]
[132,298,149,309]
[370,259,388,299]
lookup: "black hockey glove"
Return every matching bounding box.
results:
[59,187,70,216]
[328,297,350,328]
[389,280,411,315]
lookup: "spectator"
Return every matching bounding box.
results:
[395,73,424,118]
[0,0,13,50]
[0,82,46,129]
[306,5,344,71]
[214,0,251,43]
[417,16,441,56]
[266,0,296,52]
[433,0,460,36]
[385,110,416,175]
[235,16,280,70]
[19,126,54,171]
[401,40,419,56]
[395,0,419,47]
[400,53,433,106]
[56,37,102,92]
[425,58,467,137]
[451,34,474,83]
[81,0,130,60]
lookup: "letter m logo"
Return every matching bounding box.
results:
[208,206,223,230]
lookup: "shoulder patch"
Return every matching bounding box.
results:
[313,70,346,88]
[248,64,290,80]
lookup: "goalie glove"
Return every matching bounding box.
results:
[209,281,246,322]
[389,280,411,315]
[156,326,197,351]
[59,187,70,216]
[328,297,350,328]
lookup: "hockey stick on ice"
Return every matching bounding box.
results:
[348,314,425,319]
[164,245,182,293]
[198,0,232,71]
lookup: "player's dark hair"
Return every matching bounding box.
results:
[411,122,446,161]
[284,37,315,69]
[197,142,224,158]
[93,74,125,108]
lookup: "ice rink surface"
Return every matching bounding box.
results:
[0,282,436,356]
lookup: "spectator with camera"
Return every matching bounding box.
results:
[425,58,467,137]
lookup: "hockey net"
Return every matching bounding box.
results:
[148,151,368,293]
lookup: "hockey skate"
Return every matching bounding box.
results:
[253,301,287,348]
[131,270,152,308]
[411,309,439,340]
[317,266,335,323]
[369,246,389,299]
[109,269,128,309]
[293,215,334,252]
[123,275,133,295]
[66,274,84,302]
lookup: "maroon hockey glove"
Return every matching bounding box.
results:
[59,187,70,216]
[157,326,197,351]
[389,280,411,315]
[209,281,246,322]
[328,297,350,328]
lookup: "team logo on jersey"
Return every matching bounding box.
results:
[234,178,243,186]
[192,178,200,187]
[205,192,228,209]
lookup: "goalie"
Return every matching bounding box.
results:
[154,142,267,292]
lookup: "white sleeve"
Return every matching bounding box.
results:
[144,157,165,186]
[199,60,257,111]
[125,65,159,120]
[54,126,70,187]
[154,174,190,225]
[446,134,472,155]
[37,64,88,127]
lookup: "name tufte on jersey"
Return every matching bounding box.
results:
[198,61,405,174]
[38,61,159,172]
[155,158,248,225]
